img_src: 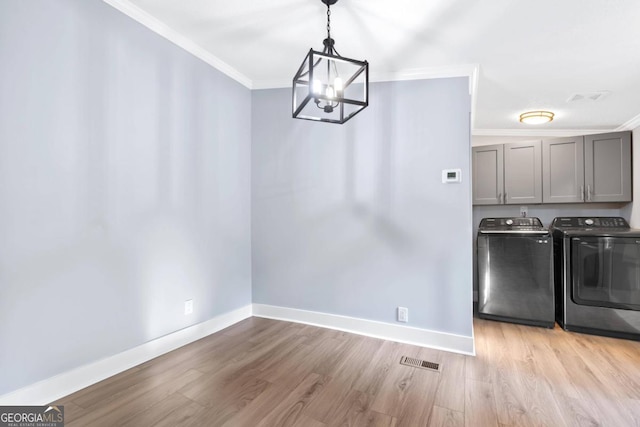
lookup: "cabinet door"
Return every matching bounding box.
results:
[542,137,585,203]
[504,140,542,204]
[473,144,504,205]
[584,131,632,202]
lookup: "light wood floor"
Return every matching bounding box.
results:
[55,317,640,426]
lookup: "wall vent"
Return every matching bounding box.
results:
[566,91,611,103]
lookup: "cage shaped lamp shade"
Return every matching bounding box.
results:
[293,49,369,124]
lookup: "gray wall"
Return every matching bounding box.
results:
[251,79,474,337]
[0,0,251,395]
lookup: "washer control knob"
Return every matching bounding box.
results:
[506,219,514,226]
[585,219,594,226]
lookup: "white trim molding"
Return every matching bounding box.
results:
[100,0,481,129]
[616,112,640,132]
[0,305,252,406]
[103,0,480,96]
[252,64,480,91]
[372,64,479,87]
[102,0,253,89]
[0,304,476,405]
[253,64,480,130]
[469,65,480,130]
[98,2,640,135]
[472,128,614,137]
[252,304,475,356]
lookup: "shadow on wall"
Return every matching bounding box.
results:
[343,84,415,253]
[252,77,473,335]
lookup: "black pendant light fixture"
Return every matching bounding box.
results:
[292,0,369,124]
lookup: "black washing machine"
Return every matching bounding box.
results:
[477,217,554,328]
[550,217,640,340]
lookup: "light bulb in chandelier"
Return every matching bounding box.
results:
[312,78,341,97]
[326,86,335,99]
[334,77,343,92]
[312,79,322,94]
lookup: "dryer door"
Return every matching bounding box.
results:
[571,237,640,311]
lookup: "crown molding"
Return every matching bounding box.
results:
[103,0,479,96]
[615,112,640,132]
[371,64,479,87]
[472,128,615,137]
[252,64,480,90]
[102,0,253,89]
[96,2,640,135]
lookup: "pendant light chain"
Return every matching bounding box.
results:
[326,4,331,51]
[324,3,340,57]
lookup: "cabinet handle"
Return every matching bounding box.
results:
[587,185,592,202]
[504,192,507,203]
[498,193,502,204]
[580,186,584,202]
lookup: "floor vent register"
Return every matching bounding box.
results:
[400,356,440,372]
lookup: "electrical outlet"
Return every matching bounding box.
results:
[184,299,193,315]
[397,307,408,323]
[520,206,528,217]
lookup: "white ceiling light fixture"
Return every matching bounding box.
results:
[292,0,369,124]
[519,110,555,125]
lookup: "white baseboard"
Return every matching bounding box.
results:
[252,304,475,356]
[1,303,474,405]
[0,304,252,406]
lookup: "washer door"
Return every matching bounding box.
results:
[571,237,640,311]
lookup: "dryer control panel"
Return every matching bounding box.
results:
[551,217,629,229]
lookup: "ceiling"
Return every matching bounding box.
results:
[107,0,640,134]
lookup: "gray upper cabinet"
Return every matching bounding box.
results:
[542,136,585,203]
[542,131,631,203]
[585,132,632,202]
[504,141,542,204]
[475,131,631,206]
[472,144,503,205]
[472,141,541,205]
